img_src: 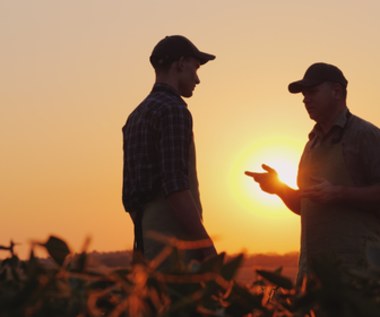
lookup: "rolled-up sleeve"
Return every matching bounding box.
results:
[158,104,193,195]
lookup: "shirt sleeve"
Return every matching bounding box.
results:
[359,124,380,185]
[158,104,193,195]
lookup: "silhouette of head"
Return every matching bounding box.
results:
[288,62,348,94]
[150,35,215,69]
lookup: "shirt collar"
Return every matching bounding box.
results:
[151,83,188,107]
[308,108,350,141]
[152,83,179,96]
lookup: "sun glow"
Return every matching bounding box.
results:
[228,136,302,214]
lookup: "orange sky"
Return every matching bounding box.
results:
[2,1,380,259]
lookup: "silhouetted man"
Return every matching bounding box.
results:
[246,63,380,283]
[122,35,217,269]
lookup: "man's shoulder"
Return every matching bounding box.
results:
[346,113,380,144]
[349,113,380,134]
[129,91,187,117]
[124,92,191,132]
[140,90,188,114]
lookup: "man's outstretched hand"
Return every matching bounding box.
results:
[245,164,283,194]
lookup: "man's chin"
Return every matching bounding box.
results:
[181,91,193,98]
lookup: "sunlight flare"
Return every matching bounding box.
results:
[228,135,302,214]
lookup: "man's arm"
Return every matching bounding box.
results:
[245,164,302,215]
[276,183,302,215]
[167,189,217,258]
[159,106,216,258]
[301,178,380,205]
[246,164,380,213]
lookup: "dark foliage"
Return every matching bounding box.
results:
[1,236,380,316]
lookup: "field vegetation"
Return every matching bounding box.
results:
[1,235,380,316]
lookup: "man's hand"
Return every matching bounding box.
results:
[245,164,283,194]
[245,164,302,214]
[301,177,342,203]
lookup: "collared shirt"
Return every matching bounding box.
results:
[122,83,193,211]
[298,108,380,187]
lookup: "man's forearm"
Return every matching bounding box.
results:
[277,184,301,215]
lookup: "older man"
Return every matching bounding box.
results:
[246,63,380,282]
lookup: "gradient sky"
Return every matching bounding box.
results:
[2,0,380,258]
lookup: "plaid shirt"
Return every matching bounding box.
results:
[122,83,193,212]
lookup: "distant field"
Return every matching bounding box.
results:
[234,252,299,285]
[85,250,299,285]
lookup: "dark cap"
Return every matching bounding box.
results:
[149,35,215,68]
[288,62,348,94]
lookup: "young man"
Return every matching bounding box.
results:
[122,35,217,268]
[246,63,380,282]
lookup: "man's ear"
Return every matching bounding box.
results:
[176,57,186,71]
[332,83,343,100]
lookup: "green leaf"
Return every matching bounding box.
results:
[221,253,244,281]
[256,269,294,290]
[43,235,70,266]
[225,283,265,315]
[71,252,87,272]
[198,252,225,273]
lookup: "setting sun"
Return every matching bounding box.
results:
[3,0,380,258]
[228,135,302,215]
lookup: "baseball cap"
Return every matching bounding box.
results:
[149,35,215,68]
[288,62,348,94]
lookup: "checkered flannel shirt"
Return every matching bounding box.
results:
[122,83,193,212]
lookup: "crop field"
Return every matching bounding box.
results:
[1,235,380,316]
